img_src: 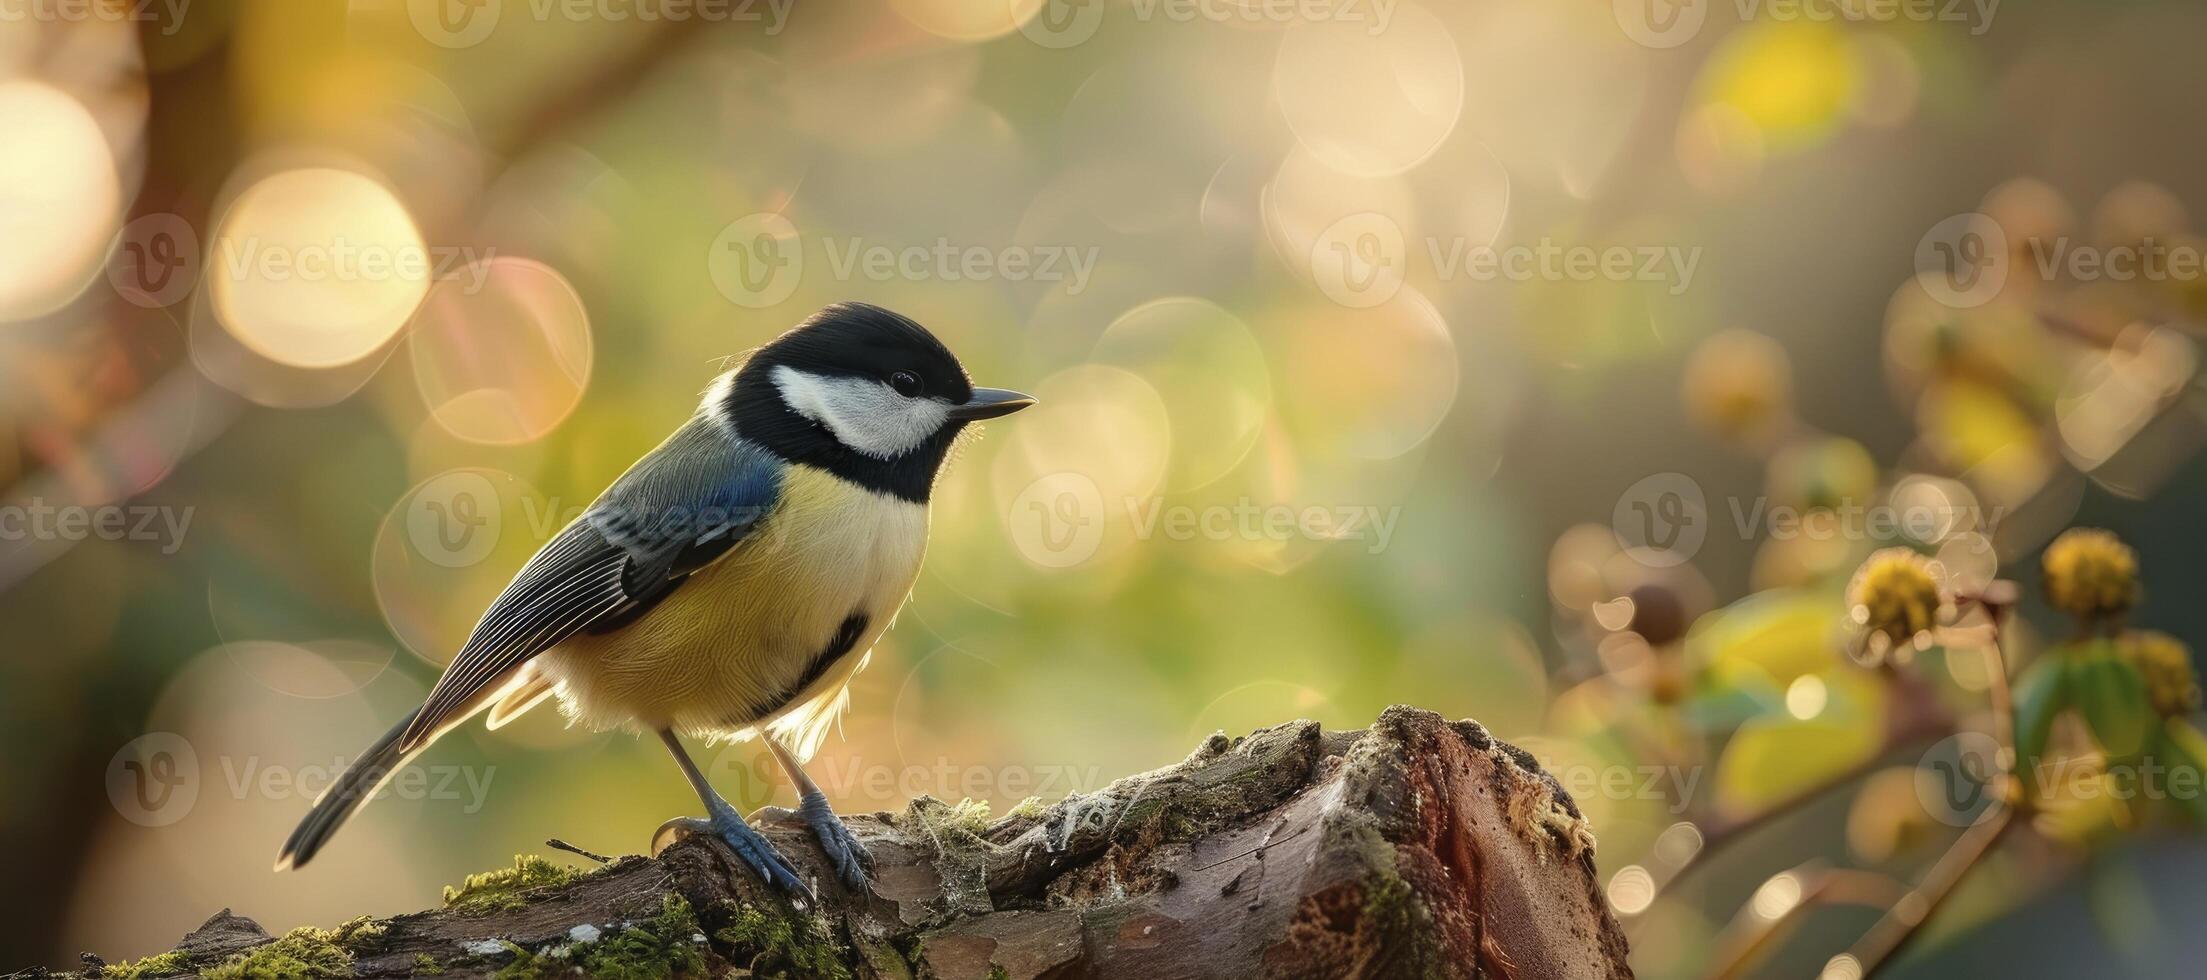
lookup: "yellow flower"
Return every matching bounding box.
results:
[2121,630,2200,718]
[1683,330,1792,444]
[1847,548,1946,654]
[2042,528,2139,623]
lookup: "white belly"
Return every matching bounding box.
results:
[536,466,928,757]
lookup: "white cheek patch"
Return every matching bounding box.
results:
[772,365,951,460]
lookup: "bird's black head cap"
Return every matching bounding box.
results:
[716,303,984,502]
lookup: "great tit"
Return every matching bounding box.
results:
[276,302,1034,895]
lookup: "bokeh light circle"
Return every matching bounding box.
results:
[1273,1,1463,177]
[1092,298,1272,491]
[986,364,1174,575]
[371,467,562,669]
[208,166,430,368]
[1268,289,1460,460]
[890,0,1041,41]
[409,257,594,445]
[0,80,122,322]
[1262,146,1414,288]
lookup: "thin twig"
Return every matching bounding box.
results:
[1849,593,2027,978]
[1848,807,2019,976]
[1708,867,1911,980]
[546,838,615,865]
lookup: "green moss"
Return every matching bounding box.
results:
[411,953,444,975]
[987,966,1012,980]
[1355,848,1447,980]
[101,951,192,979]
[202,924,357,979]
[714,904,853,980]
[493,895,709,980]
[1362,870,1415,933]
[1007,796,1047,820]
[443,855,586,911]
[484,942,550,980]
[329,917,387,948]
[120,915,385,980]
[917,797,994,836]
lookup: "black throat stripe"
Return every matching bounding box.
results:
[738,612,870,724]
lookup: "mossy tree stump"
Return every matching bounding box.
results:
[59,707,1633,979]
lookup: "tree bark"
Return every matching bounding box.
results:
[51,706,1634,979]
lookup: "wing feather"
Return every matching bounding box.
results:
[396,418,781,752]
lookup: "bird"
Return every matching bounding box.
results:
[275,302,1035,895]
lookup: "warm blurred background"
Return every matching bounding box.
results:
[7,0,2207,976]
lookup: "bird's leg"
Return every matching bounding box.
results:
[651,729,808,897]
[756,737,873,891]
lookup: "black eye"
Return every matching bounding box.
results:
[889,371,924,397]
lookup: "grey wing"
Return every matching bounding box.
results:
[396,420,783,753]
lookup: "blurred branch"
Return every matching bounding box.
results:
[1708,866,1911,980]
[1713,591,2031,978]
[1850,591,2028,978]
[1640,667,1958,905]
[1847,806,2020,978]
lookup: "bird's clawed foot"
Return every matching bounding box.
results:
[653,799,809,899]
[758,790,873,892]
[801,790,874,891]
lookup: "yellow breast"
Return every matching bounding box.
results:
[539,465,928,754]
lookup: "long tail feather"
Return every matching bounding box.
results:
[274,707,422,871]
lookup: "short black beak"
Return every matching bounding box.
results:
[949,387,1036,421]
